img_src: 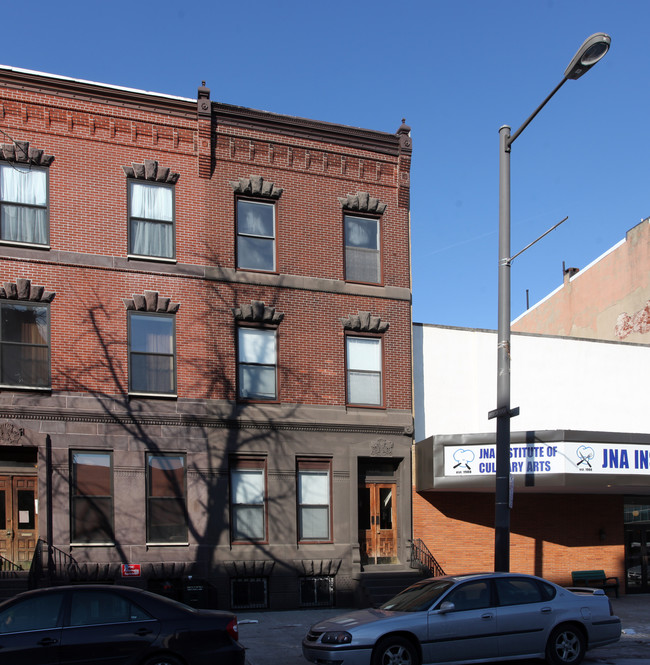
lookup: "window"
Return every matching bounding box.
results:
[129,312,176,395]
[445,581,492,611]
[230,459,266,542]
[297,461,331,542]
[236,199,275,271]
[71,451,114,544]
[128,181,174,259]
[495,577,549,606]
[237,327,277,400]
[300,577,334,607]
[0,164,48,245]
[231,578,267,609]
[146,454,187,543]
[0,301,50,388]
[344,215,380,283]
[0,591,65,633]
[346,336,382,406]
[69,590,152,626]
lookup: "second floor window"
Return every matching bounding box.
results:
[128,181,174,259]
[237,200,275,271]
[346,336,382,406]
[0,164,48,246]
[0,301,50,388]
[237,327,277,400]
[128,312,176,395]
[344,215,380,284]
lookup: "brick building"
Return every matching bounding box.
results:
[512,218,650,344]
[0,65,414,609]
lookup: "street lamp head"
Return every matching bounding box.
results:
[564,33,611,80]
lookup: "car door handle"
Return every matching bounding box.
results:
[37,637,59,646]
[481,613,494,620]
[541,607,552,613]
[135,628,153,636]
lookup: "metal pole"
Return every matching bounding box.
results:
[495,125,512,572]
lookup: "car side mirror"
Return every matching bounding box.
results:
[438,601,455,613]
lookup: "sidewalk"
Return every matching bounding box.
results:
[237,595,650,665]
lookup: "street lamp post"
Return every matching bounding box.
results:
[493,33,611,573]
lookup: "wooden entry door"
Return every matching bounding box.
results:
[358,482,397,564]
[0,475,38,569]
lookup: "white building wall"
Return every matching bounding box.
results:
[413,323,650,441]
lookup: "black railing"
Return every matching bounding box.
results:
[0,553,23,574]
[410,538,445,577]
[28,538,79,589]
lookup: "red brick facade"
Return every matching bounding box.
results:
[0,66,413,609]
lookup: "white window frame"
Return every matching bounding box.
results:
[128,311,176,396]
[344,214,380,284]
[346,335,383,406]
[127,180,175,260]
[0,300,51,389]
[297,461,332,542]
[236,199,276,272]
[237,327,277,400]
[0,163,49,247]
[230,460,267,543]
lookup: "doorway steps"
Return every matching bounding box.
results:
[0,570,30,602]
[360,565,426,607]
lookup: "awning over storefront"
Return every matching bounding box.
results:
[416,430,650,495]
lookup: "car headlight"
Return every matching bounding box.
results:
[321,631,352,644]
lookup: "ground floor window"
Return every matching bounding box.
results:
[70,451,114,544]
[300,576,334,607]
[231,577,267,609]
[146,453,187,544]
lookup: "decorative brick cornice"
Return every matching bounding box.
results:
[122,159,180,184]
[1,277,55,302]
[122,290,180,313]
[230,175,283,199]
[0,140,54,166]
[338,191,387,215]
[340,311,389,333]
[233,300,284,325]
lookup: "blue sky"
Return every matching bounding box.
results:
[3,1,647,329]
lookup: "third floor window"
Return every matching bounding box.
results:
[0,164,49,246]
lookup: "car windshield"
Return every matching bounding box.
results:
[380,580,454,612]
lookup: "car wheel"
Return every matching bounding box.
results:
[372,636,419,665]
[546,624,586,665]
[141,655,183,665]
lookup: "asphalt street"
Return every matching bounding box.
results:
[237,594,650,665]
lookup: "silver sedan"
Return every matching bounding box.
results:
[302,572,620,665]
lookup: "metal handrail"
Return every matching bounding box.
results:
[28,538,79,588]
[0,553,23,573]
[410,538,445,577]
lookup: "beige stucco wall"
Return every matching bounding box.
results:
[512,219,650,343]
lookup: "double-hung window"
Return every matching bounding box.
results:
[344,215,380,283]
[237,327,277,400]
[297,461,331,542]
[0,164,48,246]
[231,459,266,542]
[236,200,275,271]
[128,181,175,259]
[71,451,114,544]
[346,336,382,406]
[147,453,187,543]
[0,301,50,388]
[128,312,176,395]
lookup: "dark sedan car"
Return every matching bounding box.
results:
[0,584,245,665]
